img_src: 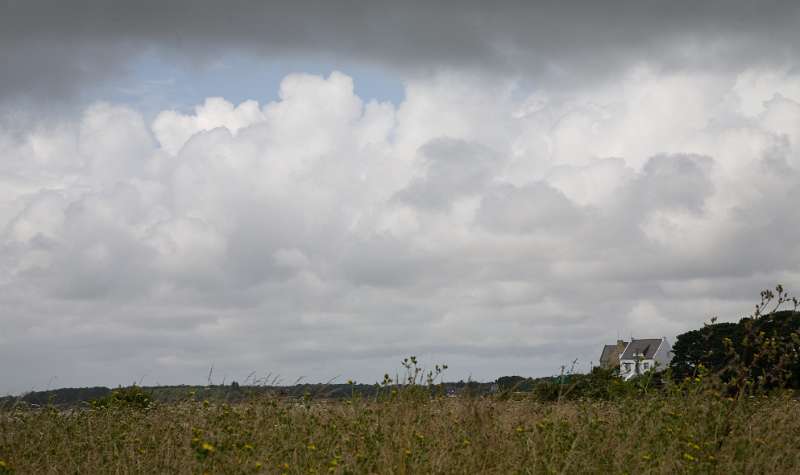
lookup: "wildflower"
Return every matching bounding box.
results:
[642,454,651,461]
[243,443,254,451]
[307,443,317,451]
[687,442,700,450]
[683,453,696,462]
[201,442,215,453]
[404,448,412,456]
[255,462,263,470]
[516,426,525,433]
[462,437,471,447]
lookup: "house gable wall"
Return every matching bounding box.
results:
[653,338,673,369]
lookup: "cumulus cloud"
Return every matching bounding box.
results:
[476,183,585,234]
[394,139,501,210]
[153,98,266,155]
[2,66,800,394]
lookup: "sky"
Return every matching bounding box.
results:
[1,1,800,394]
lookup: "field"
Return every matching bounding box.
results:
[2,388,800,474]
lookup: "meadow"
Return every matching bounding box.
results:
[2,385,800,474]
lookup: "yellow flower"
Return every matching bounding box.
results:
[683,453,696,462]
[255,462,263,470]
[307,443,317,451]
[201,442,215,453]
[243,443,254,451]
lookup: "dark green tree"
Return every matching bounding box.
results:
[671,285,800,393]
[670,321,741,381]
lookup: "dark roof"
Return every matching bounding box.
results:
[620,338,662,360]
[599,342,626,364]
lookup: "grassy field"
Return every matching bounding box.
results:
[2,388,800,474]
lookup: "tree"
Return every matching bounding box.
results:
[670,321,741,381]
[670,285,800,393]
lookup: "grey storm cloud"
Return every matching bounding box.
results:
[2,0,800,103]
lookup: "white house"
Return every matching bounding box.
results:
[616,337,673,381]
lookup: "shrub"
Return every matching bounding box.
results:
[90,385,154,410]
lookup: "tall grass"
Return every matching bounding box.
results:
[2,388,800,474]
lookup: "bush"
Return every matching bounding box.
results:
[90,385,154,410]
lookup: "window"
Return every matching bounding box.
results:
[624,363,632,372]
[642,362,649,370]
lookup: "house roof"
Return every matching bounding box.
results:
[599,342,627,364]
[620,338,663,360]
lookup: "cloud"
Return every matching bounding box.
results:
[153,98,266,155]
[394,139,501,210]
[635,154,715,214]
[2,67,800,394]
[476,183,585,234]
[2,1,800,106]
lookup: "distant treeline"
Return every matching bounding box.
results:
[0,380,500,409]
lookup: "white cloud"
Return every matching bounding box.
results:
[153,98,266,155]
[2,67,800,393]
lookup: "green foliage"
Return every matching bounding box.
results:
[495,375,534,392]
[671,285,800,395]
[530,366,650,401]
[9,386,112,408]
[90,385,154,410]
[671,321,741,381]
